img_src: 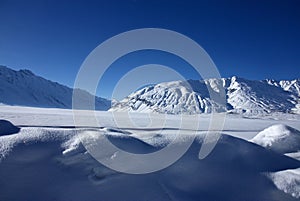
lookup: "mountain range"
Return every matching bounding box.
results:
[1,65,299,115]
[0,65,111,110]
[111,76,300,115]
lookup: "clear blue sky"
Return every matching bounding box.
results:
[0,0,299,99]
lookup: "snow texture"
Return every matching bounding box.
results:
[0,118,300,201]
[111,76,300,115]
[250,124,300,153]
[250,124,300,199]
[0,119,20,136]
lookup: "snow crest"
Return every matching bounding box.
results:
[251,124,300,199]
[250,124,300,153]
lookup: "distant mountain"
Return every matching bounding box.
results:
[110,76,300,115]
[0,65,110,110]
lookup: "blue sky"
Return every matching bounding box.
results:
[0,0,299,99]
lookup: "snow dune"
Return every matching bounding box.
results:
[250,124,300,153]
[0,119,20,136]
[250,124,300,198]
[1,120,300,201]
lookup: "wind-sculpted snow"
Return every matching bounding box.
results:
[0,120,20,136]
[111,76,300,115]
[250,124,300,153]
[0,65,110,110]
[268,168,300,199]
[1,120,300,201]
[250,124,300,199]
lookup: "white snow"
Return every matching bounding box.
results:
[250,124,300,199]
[0,65,110,110]
[111,77,299,115]
[268,168,300,199]
[250,124,300,153]
[0,107,300,200]
[1,65,299,200]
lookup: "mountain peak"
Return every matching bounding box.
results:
[111,76,300,115]
[0,65,110,110]
[0,65,35,76]
[19,69,35,76]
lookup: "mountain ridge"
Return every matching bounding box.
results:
[0,65,111,110]
[111,76,300,115]
[1,65,299,114]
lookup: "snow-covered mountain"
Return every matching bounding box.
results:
[0,65,110,110]
[267,79,300,96]
[267,79,300,114]
[112,79,228,114]
[111,76,300,115]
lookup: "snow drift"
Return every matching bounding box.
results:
[268,168,300,199]
[0,120,20,136]
[250,124,300,199]
[250,124,300,153]
[1,120,300,201]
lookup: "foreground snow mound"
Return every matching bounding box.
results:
[250,124,300,153]
[269,168,300,199]
[0,120,20,136]
[251,124,300,199]
[1,126,300,201]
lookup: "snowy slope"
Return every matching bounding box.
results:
[1,120,300,201]
[250,124,300,199]
[0,65,110,110]
[227,77,297,114]
[267,78,300,96]
[250,124,300,153]
[269,168,300,199]
[267,79,300,114]
[111,79,228,114]
[111,76,299,115]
